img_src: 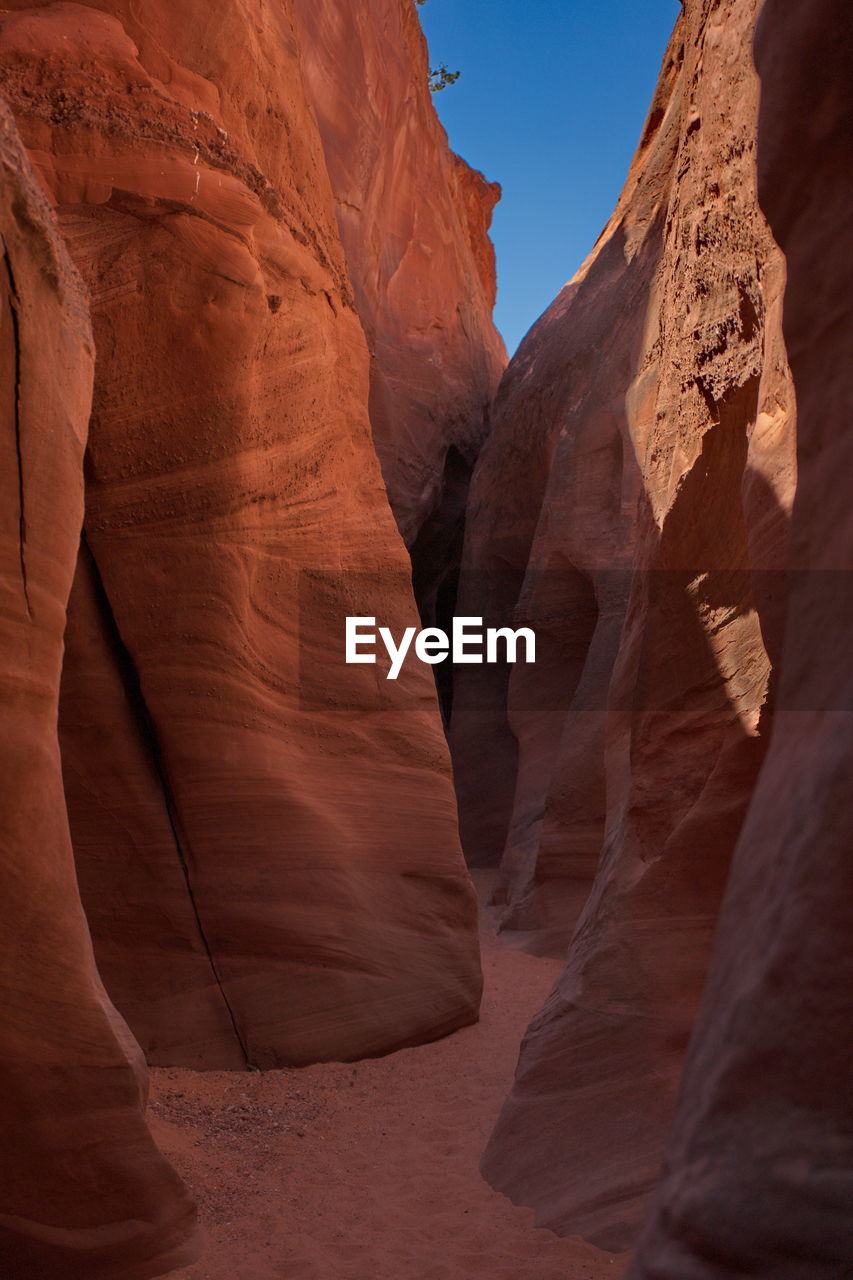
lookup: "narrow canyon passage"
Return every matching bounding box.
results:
[0,1,849,1276]
[152,874,624,1280]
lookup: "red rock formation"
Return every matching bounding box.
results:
[0,96,199,1280]
[629,1,853,1273]
[457,0,798,1247]
[59,539,249,1068]
[0,0,481,1069]
[294,0,506,552]
[293,0,506,686]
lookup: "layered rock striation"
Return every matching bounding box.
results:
[294,0,507,659]
[630,1,853,1273]
[0,0,493,1073]
[456,0,800,1248]
[0,96,199,1280]
[3,0,847,1274]
[294,0,505,543]
[0,2,508,1273]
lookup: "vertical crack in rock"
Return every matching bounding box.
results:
[1,245,30,617]
[0,0,483,1070]
[79,532,252,1070]
[410,443,476,721]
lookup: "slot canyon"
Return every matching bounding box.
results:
[0,1,850,1278]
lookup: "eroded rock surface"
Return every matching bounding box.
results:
[630,1,853,1273]
[0,0,482,1070]
[460,0,798,1247]
[294,0,506,652]
[295,0,505,547]
[0,95,199,1280]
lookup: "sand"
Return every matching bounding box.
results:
[152,872,628,1280]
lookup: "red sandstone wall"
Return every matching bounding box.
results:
[3,0,844,1273]
[457,0,799,1247]
[0,95,199,1280]
[293,0,506,551]
[630,1,853,1272]
[0,0,483,1071]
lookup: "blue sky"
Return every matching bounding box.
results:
[418,0,681,355]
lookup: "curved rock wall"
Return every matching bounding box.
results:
[4,0,845,1273]
[294,0,506,550]
[0,0,486,1070]
[294,0,506,687]
[458,0,799,1248]
[630,1,853,1273]
[0,96,199,1280]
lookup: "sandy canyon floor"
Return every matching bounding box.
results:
[151,872,627,1280]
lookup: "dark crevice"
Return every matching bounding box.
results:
[2,246,31,617]
[79,532,253,1069]
[410,443,475,723]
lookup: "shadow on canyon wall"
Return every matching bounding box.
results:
[0,0,850,1277]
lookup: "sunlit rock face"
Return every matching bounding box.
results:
[0,94,200,1280]
[0,0,484,1072]
[458,0,801,1249]
[294,0,507,656]
[629,1,853,1274]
